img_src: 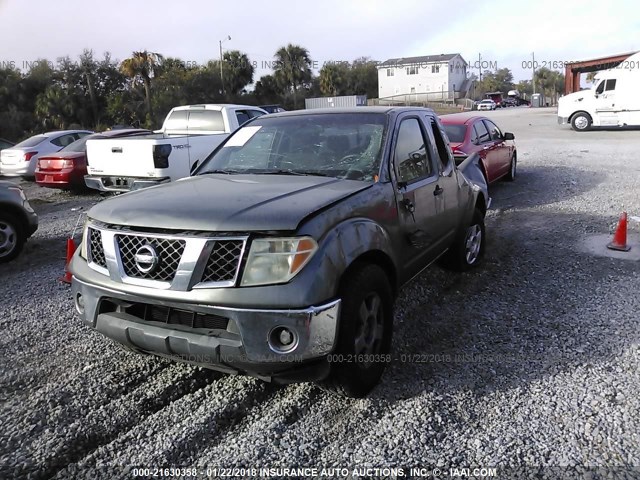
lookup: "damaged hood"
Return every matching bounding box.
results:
[88,174,372,231]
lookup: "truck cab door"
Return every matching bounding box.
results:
[424,115,462,242]
[594,78,619,125]
[391,116,448,278]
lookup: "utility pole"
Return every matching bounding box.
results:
[532,52,536,95]
[219,35,231,96]
[478,53,482,82]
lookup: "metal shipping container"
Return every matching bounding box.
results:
[305,95,367,109]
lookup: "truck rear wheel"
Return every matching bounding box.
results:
[571,112,592,131]
[320,264,393,398]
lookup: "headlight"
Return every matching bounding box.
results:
[79,220,89,260]
[241,237,317,286]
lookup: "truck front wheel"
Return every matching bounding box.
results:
[320,264,393,398]
[571,112,592,131]
[0,213,26,264]
[441,208,486,272]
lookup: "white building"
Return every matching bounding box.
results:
[377,53,470,101]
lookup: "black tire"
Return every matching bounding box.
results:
[0,213,26,264]
[571,112,592,131]
[505,152,516,181]
[441,208,486,272]
[319,264,393,398]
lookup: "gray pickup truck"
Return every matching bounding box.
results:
[70,107,489,397]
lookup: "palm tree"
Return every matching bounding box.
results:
[79,50,99,126]
[35,85,74,129]
[120,51,163,124]
[273,44,312,109]
[221,50,254,96]
[319,63,349,96]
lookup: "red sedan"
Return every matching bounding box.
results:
[440,114,517,184]
[35,129,150,190]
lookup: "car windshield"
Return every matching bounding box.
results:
[443,124,467,143]
[13,135,47,148]
[480,100,493,103]
[198,113,387,181]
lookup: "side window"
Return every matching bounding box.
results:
[394,118,431,184]
[595,81,605,94]
[474,122,491,144]
[605,79,617,91]
[483,120,503,141]
[429,118,452,168]
[188,111,225,131]
[469,125,479,144]
[51,134,75,147]
[248,110,266,119]
[163,110,189,130]
[235,110,251,126]
[76,132,91,140]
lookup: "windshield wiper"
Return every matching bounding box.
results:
[199,169,245,175]
[253,169,332,177]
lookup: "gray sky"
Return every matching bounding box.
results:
[0,0,638,83]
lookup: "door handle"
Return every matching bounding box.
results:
[433,185,444,196]
[402,198,415,213]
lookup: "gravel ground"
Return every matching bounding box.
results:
[1,108,639,479]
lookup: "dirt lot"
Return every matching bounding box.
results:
[1,107,639,479]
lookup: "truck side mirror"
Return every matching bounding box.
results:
[503,132,515,140]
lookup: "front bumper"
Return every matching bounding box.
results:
[71,276,340,381]
[84,175,170,192]
[557,116,569,125]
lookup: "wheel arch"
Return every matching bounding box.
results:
[570,110,592,123]
[0,203,29,234]
[340,250,398,299]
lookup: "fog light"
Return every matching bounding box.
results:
[75,293,85,315]
[268,326,298,353]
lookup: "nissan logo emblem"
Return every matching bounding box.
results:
[134,244,159,273]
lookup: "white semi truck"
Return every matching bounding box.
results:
[558,52,640,131]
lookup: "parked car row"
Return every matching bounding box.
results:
[0,130,93,178]
[0,106,517,281]
[35,129,151,190]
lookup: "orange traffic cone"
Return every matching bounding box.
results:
[607,212,631,252]
[59,238,77,284]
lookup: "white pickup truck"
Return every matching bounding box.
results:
[84,104,267,192]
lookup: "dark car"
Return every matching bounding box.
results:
[0,181,38,263]
[70,107,489,397]
[440,114,517,184]
[35,129,151,190]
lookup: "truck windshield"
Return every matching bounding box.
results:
[198,113,387,181]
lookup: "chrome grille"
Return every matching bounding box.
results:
[201,240,245,283]
[115,235,186,282]
[88,228,107,268]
